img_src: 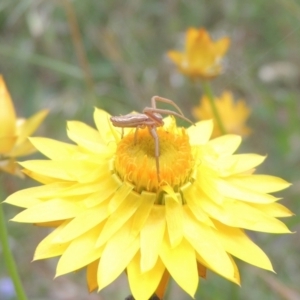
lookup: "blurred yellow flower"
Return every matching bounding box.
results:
[168,27,230,79]
[5,108,291,300]
[193,91,251,138]
[0,75,48,176]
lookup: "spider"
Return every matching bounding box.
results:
[110,96,194,182]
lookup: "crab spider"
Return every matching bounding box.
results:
[110,96,194,182]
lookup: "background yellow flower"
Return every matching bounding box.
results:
[193,91,251,138]
[0,76,48,176]
[168,28,230,79]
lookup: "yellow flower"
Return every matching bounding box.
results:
[193,91,251,138]
[5,108,291,300]
[0,75,48,176]
[168,27,230,79]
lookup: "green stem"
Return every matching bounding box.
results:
[0,202,28,300]
[201,81,226,135]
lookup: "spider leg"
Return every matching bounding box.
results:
[151,96,185,116]
[148,126,160,182]
[142,110,164,126]
[144,107,194,126]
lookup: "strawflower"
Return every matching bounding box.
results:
[4,107,292,300]
[0,75,48,176]
[193,91,251,138]
[168,27,230,79]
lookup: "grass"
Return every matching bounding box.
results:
[1,0,300,299]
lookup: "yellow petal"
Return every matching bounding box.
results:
[93,108,119,144]
[128,252,165,300]
[4,182,72,208]
[140,206,166,272]
[130,191,156,237]
[52,201,109,243]
[167,51,184,66]
[98,228,139,290]
[67,121,109,154]
[226,175,291,193]
[19,160,96,181]
[250,202,294,218]
[159,236,198,298]
[217,154,266,176]
[187,120,213,145]
[12,199,85,223]
[183,208,235,280]
[0,75,16,142]
[96,190,141,247]
[84,175,122,207]
[215,37,230,56]
[195,166,224,204]
[155,270,170,300]
[162,115,177,133]
[22,169,60,184]
[196,252,240,284]
[165,194,183,248]
[75,163,111,183]
[28,137,78,160]
[56,223,105,276]
[184,185,216,227]
[108,182,134,213]
[35,220,64,227]
[87,260,99,292]
[55,178,113,197]
[214,221,274,271]
[161,185,179,203]
[8,140,36,157]
[200,196,291,233]
[34,221,71,260]
[186,28,200,54]
[0,137,17,154]
[208,134,242,156]
[15,109,48,146]
[215,178,279,204]
[227,255,240,285]
[188,29,212,65]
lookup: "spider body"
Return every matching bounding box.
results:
[110,96,194,182]
[110,113,163,128]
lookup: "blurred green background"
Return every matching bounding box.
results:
[1,0,300,299]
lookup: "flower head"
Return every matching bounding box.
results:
[0,75,48,176]
[5,107,291,299]
[168,28,230,79]
[193,91,251,138]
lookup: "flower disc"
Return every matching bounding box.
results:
[115,127,193,193]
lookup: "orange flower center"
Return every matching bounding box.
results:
[114,127,193,193]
